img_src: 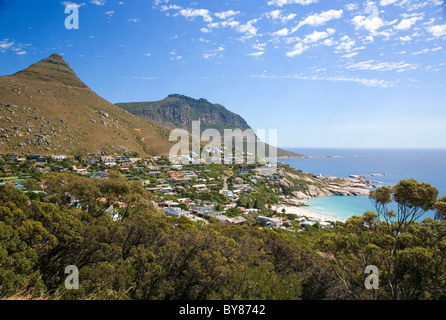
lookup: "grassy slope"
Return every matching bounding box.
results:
[0,54,173,157]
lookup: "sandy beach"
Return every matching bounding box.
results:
[272,204,346,223]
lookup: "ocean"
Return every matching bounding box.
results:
[280,148,446,221]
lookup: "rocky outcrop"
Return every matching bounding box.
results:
[281,171,374,200]
[279,198,309,207]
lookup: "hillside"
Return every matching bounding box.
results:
[117,94,304,158]
[0,54,174,157]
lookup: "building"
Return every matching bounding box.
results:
[192,184,208,192]
[52,155,67,161]
[255,216,283,229]
[171,164,183,171]
[129,158,142,164]
[7,154,18,162]
[115,156,128,162]
[101,156,116,166]
[163,207,190,218]
[92,172,108,178]
[88,158,99,165]
[73,166,88,175]
[159,200,180,208]
[154,184,174,194]
[192,206,213,217]
[182,171,198,179]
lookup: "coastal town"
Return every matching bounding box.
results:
[0,152,378,232]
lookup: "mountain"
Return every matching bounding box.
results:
[117,94,251,132]
[116,94,303,158]
[0,54,174,157]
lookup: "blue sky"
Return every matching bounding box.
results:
[1,0,446,149]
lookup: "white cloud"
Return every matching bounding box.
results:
[286,43,310,57]
[160,4,181,11]
[128,18,141,23]
[352,16,384,34]
[325,76,394,88]
[268,0,319,6]
[154,0,169,5]
[346,60,418,72]
[91,0,106,5]
[253,42,267,51]
[345,3,359,11]
[251,72,394,88]
[363,35,375,44]
[0,39,30,55]
[179,8,213,23]
[394,16,423,31]
[267,10,296,23]
[342,52,358,58]
[215,10,240,20]
[412,48,430,55]
[399,35,412,41]
[0,39,15,50]
[427,24,446,37]
[293,9,343,32]
[322,38,336,46]
[335,36,356,52]
[247,51,265,57]
[303,28,336,43]
[272,27,290,37]
[220,19,259,37]
[203,46,225,59]
[60,1,86,7]
[105,10,114,17]
[380,0,398,5]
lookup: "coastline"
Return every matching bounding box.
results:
[272,204,346,222]
[276,171,379,223]
[272,203,345,223]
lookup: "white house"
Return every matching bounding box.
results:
[52,155,67,161]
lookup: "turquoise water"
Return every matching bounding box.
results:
[305,196,375,221]
[281,148,446,221]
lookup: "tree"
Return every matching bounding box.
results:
[370,179,439,235]
[320,180,442,300]
[434,196,446,221]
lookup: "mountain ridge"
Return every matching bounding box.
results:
[0,54,174,156]
[116,95,304,158]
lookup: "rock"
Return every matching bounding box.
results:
[99,111,109,118]
[280,198,309,207]
[291,191,311,200]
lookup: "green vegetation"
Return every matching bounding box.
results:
[1,177,445,300]
[0,183,334,300]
